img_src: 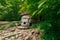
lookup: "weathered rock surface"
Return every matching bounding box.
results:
[0,27,40,40]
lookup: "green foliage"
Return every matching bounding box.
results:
[0,0,60,40]
[0,0,21,21]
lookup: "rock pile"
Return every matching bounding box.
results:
[0,27,40,40]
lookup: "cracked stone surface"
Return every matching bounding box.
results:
[0,27,40,40]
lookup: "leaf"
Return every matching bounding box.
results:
[38,0,47,9]
[37,8,43,15]
[32,10,38,17]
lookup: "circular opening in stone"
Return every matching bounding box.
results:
[23,22,26,24]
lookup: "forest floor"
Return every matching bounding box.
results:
[0,22,40,40]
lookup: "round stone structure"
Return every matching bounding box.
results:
[21,12,31,28]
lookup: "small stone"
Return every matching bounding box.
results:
[16,35,19,38]
[5,38,9,40]
[32,36,36,40]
